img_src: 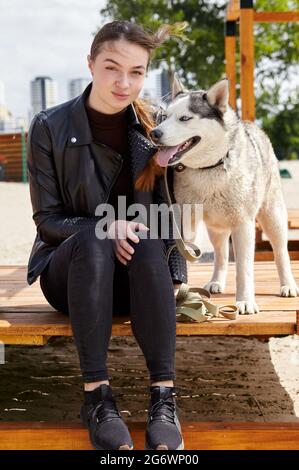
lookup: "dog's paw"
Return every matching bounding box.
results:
[236,300,259,315]
[280,284,299,297]
[204,281,224,294]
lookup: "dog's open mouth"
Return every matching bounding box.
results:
[156,136,201,167]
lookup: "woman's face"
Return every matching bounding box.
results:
[87,38,149,114]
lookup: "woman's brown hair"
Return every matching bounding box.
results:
[89,20,180,191]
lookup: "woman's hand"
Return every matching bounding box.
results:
[107,220,149,266]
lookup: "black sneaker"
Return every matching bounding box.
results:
[80,384,134,450]
[145,386,184,450]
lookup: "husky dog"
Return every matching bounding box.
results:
[150,75,299,314]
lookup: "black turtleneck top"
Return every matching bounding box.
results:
[84,99,135,217]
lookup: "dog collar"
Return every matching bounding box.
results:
[174,151,229,173]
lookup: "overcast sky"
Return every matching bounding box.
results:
[0,0,108,117]
[1,0,298,119]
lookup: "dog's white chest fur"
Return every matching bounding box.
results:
[173,162,261,229]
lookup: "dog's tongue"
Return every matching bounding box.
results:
[156,144,181,167]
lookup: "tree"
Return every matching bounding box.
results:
[254,0,299,79]
[99,0,227,91]
[98,0,299,158]
[253,0,299,157]
[258,88,299,160]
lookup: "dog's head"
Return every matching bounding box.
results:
[151,74,229,169]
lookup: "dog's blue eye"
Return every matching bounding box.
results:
[179,116,192,122]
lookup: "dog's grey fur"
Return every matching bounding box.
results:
[152,75,298,313]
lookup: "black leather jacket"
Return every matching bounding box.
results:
[26,82,187,285]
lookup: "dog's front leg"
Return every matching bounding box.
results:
[204,228,230,293]
[231,221,259,314]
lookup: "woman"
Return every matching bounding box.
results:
[26,20,187,451]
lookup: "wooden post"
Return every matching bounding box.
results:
[225,2,298,121]
[225,20,237,111]
[227,0,240,21]
[240,0,255,121]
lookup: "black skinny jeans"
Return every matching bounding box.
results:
[40,226,177,383]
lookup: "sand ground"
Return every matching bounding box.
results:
[0,161,299,423]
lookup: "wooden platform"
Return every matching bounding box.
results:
[255,209,299,261]
[1,261,299,450]
[1,421,299,450]
[288,209,299,230]
[0,262,298,344]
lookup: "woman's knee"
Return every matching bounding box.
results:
[72,226,114,259]
[40,270,69,315]
[127,237,167,269]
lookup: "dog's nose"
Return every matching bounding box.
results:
[150,128,163,143]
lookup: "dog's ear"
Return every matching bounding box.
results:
[206,78,229,114]
[172,72,188,99]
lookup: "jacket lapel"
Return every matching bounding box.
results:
[68,81,159,185]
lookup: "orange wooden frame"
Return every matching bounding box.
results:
[225,1,299,121]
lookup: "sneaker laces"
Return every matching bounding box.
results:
[149,394,176,424]
[91,399,122,424]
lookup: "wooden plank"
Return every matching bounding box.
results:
[2,264,299,293]
[254,12,299,23]
[0,311,296,339]
[1,268,298,295]
[289,220,299,230]
[0,335,48,345]
[288,209,299,229]
[1,294,297,307]
[0,263,298,340]
[1,421,299,450]
[254,241,299,262]
[255,251,299,262]
[240,4,255,121]
[0,261,297,276]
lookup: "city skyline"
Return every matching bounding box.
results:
[0,0,107,117]
[0,0,169,127]
[0,68,168,131]
[2,0,298,122]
